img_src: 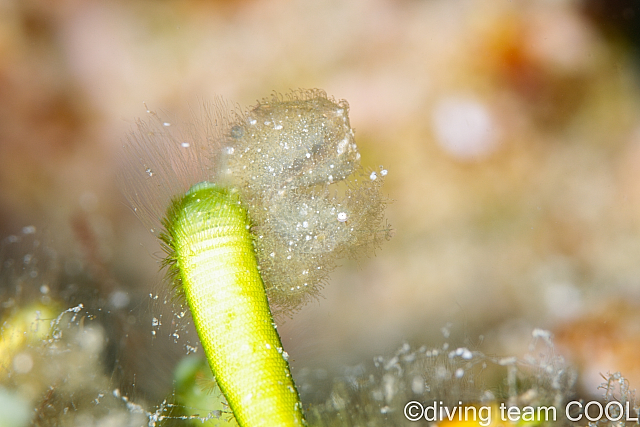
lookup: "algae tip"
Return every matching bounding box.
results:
[120,89,390,427]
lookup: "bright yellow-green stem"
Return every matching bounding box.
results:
[162,182,305,427]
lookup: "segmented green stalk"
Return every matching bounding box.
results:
[161,182,305,427]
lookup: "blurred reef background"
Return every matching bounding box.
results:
[2,0,640,425]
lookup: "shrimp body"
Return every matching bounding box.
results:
[122,90,389,426]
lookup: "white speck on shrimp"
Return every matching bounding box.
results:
[381,169,388,176]
[370,172,377,180]
[180,142,190,148]
[337,138,349,154]
[163,122,170,126]
[337,212,348,222]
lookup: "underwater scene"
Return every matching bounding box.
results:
[2,1,640,426]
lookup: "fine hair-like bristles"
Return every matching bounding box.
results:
[121,90,391,315]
